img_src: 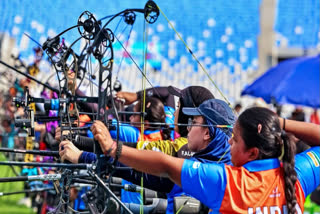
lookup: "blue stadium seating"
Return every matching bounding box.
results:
[0,0,318,103]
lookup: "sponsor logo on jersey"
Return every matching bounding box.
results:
[307,151,320,167]
[192,161,201,169]
[269,187,281,198]
[182,150,195,157]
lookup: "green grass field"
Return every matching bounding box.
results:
[0,153,35,214]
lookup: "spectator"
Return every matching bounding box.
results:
[310,109,320,124]
[234,103,242,114]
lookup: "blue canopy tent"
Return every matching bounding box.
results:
[241,55,320,108]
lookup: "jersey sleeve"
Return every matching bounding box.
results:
[181,159,227,210]
[136,137,187,156]
[78,151,97,163]
[295,146,320,197]
[137,139,175,155]
[109,119,139,143]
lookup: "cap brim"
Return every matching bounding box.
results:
[168,86,182,97]
[182,107,202,116]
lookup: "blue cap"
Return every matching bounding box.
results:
[182,99,236,135]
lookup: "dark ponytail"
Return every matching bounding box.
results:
[281,131,297,214]
[160,124,172,141]
[238,107,297,213]
[136,97,171,140]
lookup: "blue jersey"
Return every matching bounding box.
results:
[109,106,175,141]
[166,127,231,214]
[181,146,320,213]
[109,119,166,143]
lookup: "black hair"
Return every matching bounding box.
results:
[136,97,171,140]
[178,86,214,137]
[238,107,297,214]
[234,103,242,109]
